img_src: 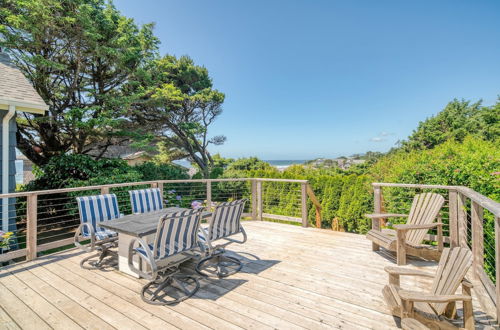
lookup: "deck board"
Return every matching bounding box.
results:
[0,221,495,329]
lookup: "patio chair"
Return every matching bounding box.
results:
[129,188,163,214]
[74,194,121,269]
[127,208,203,305]
[196,199,247,278]
[365,192,445,265]
[383,247,474,330]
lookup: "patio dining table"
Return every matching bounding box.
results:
[99,207,211,278]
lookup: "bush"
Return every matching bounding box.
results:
[24,154,137,191]
[133,162,189,181]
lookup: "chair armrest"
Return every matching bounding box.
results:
[364,213,408,219]
[74,223,95,253]
[394,223,443,231]
[462,278,473,289]
[399,290,472,303]
[128,237,157,280]
[384,266,435,277]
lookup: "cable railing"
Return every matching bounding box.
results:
[0,178,322,265]
[372,182,500,322]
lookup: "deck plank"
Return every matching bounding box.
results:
[0,221,494,329]
[0,282,51,330]
[0,306,21,330]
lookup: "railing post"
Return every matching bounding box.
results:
[206,180,212,210]
[457,192,468,248]
[101,186,109,194]
[372,185,382,251]
[301,182,308,227]
[26,193,38,261]
[495,216,500,323]
[256,181,263,220]
[251,180,258,220]
[157,182,164,205]
[471,201,484,279]
[448,189,458,247]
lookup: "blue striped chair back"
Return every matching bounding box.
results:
[208,199,247,241]
[129,188,163,214]
[153,209,202,259]
[76,194,121,237]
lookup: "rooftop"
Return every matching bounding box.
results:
[0,221,495,329]
[0,52,48,112]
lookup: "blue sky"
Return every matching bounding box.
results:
[115,0,500,160]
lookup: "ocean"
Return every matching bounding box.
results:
[174,159,307,170]
[264,160,306,170]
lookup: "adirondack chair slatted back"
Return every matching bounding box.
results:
[76,194,121,236]
[129,188,163,214]
[152,209,202,259]
[208,199,247,241]
[430,247,473,315]
[405,193,445,245]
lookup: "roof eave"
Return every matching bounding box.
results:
[0,98,48,114]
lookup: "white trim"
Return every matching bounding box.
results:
[0,98,48,112]
[2,105,15,232]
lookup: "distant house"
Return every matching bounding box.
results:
[16,154,35,185]
[0,50,48,234]
[121,151,153,166]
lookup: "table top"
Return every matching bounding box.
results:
[99,207,211,237]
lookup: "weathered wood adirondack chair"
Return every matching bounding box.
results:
[383,247,474,330]
[366,192,445,265]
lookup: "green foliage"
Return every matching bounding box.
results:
[400,99,499,152]
[25,154,137,191]
[23,155,189,191]
[0,0,158,165]
[133,162,189,181]
[127,55,226,178]
[371,137,499,200]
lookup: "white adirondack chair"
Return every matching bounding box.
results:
[383,247,474,330]
[366,192,445,265]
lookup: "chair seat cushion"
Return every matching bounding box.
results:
[83,229,117,241]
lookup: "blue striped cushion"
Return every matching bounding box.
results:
[129,188,163,214]
[208,200,246,241]
[135,243,154,257]
[76,194,120,240]
[136,209,201,260]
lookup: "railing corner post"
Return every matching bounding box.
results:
[301,182,308,227]
[251,179,257,220]
[372,185,382,251]
[26,193,38,261]
[256,180,263,221]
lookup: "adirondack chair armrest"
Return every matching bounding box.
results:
[393,222,443,231]
[398,290,473,303]
[364,213,408,219]
[462,278,473,289]
[384,266,434,277]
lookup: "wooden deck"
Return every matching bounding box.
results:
[0,221,496,330]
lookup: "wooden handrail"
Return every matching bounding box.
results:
[372,183,500,217]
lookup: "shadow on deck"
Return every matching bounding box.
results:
[0,221,496,329]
